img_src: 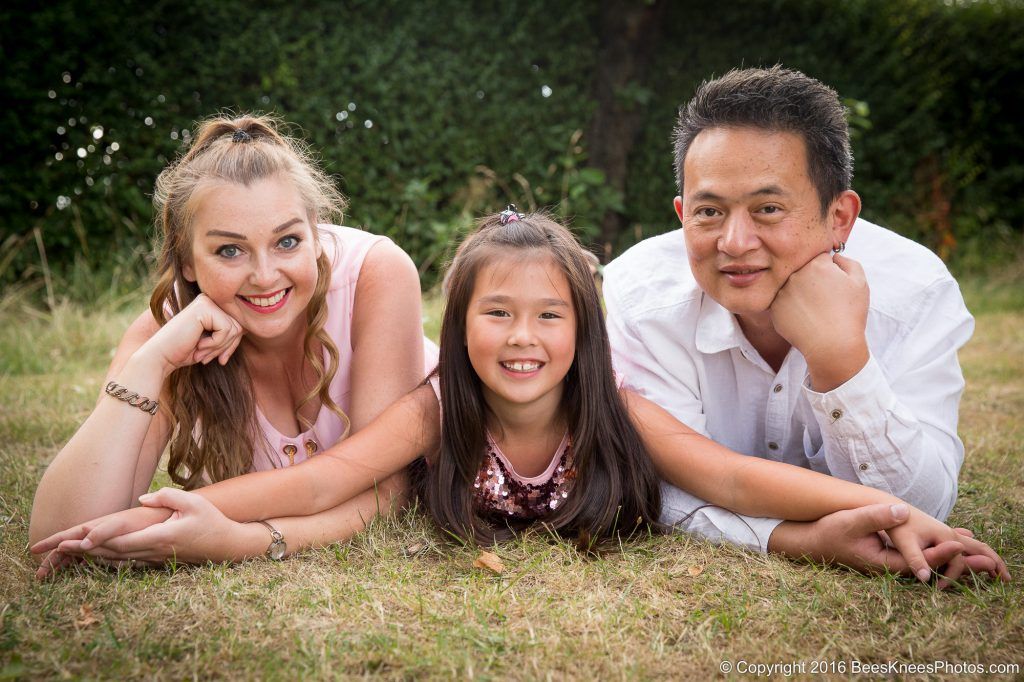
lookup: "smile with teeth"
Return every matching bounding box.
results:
[240,288,289,307]
[501,360,543,373]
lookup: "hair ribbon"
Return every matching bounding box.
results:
[499,204,525,225]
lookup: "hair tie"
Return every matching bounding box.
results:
[231,129,253,143]
[499,204,525,225]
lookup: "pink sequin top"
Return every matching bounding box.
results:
[473,431,576,520]
[428,376,578,520]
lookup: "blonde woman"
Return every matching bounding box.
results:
[30,114,435,564]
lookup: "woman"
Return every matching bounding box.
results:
[29,114,435,562]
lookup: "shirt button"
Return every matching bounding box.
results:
[859,462,870,471]
[773,384,783,393]
[768,442,780,451]
[830,409,844,420]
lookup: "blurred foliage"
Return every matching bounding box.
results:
[627,0,1024,263]
[2,0,1022,299]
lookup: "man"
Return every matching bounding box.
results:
[605,66,983,579]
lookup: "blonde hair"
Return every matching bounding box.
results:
[150,113,348,487]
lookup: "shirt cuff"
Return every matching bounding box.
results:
[659,482,782,553]
[802,353,907,492]
[802,353,895,438]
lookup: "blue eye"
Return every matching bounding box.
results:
[217,244,241,259]
[279,235,301,250]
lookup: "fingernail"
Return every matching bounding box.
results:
[890,503,909,520]
[139,493,153,502]
[80,538,93,550]
[916,568,931,582]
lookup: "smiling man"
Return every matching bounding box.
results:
[604,67,975,568]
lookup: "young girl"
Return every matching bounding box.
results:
[28,114,435,561]
[34,209,1008,585]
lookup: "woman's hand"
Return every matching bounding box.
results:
[886,505,1011,587]
[41,489,265,569]
[139,293,245,375]
[32,505,174,579]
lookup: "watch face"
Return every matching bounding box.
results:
[268,540,286,561]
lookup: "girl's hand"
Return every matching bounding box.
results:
[886,506,1011,586]
[51,488,263,566]
[139,293,244,374]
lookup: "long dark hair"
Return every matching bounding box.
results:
[423,212,663,545]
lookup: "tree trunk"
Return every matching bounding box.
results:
[585,0,667,261]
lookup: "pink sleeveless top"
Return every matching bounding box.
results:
[251,224,439,470]
[427,376,577,520]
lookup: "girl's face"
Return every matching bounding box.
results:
[183,176,321,345]
[465,252,577,419]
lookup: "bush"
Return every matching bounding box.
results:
[2,0,1021,300]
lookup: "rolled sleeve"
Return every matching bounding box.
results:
[800,277,972,521]
[803,354,904,490]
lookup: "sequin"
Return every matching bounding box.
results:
[471,435,576,520]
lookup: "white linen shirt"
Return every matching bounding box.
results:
[604,217,974,552]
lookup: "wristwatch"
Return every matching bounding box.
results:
[253,520,286,560]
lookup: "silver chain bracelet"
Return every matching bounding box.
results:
[104,381,159,415]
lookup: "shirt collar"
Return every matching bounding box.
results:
[694,293,747,355]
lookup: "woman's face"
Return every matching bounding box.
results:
[183,176,322,345]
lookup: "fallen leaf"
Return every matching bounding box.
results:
[687,565,704,577]
[472,551,504,574]
[75,604,99,628]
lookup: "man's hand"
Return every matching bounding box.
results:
[770,252,870,392]
[767,503,1002,585]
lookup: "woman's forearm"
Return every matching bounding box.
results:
[265,473,408,556]
[29,349,169,544]
[221,473,408,560]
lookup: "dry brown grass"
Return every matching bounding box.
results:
[1,289,1021,680]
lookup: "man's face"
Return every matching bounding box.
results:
[676,127,841,325]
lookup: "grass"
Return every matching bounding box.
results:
[1,273,1022,680]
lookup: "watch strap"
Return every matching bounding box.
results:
[253,519,286,560]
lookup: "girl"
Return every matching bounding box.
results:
[28,114,435,561]
[34,210,1008,585]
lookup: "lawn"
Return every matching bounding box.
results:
[1,280,1021,680]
